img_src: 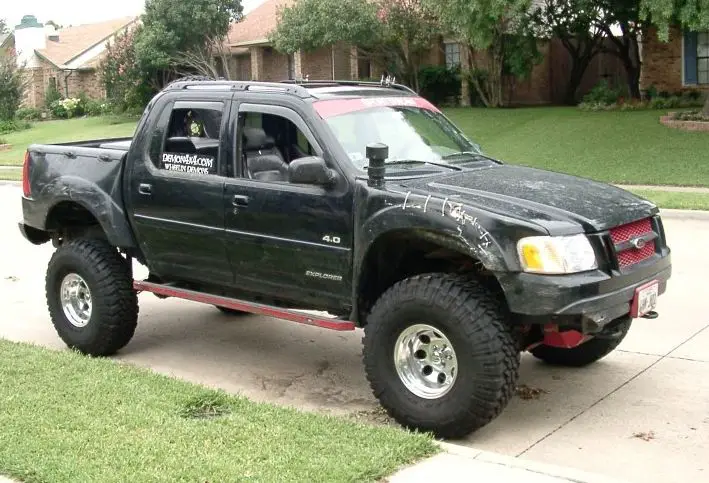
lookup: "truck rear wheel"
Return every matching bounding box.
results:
[530,317,632,367]
[45,238,138,356]
[362,273,519,439]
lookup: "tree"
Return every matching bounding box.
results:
[0,53,26,120]
[426,0,541,107]
[134,0,243,85]
[641,0,709,114]
[0,18,8,35]
[592,0,646,99]
[532,0,605,104]
[270,0,439,91]
[100,26,153,111]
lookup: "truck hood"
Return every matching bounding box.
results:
[398,164,657,234]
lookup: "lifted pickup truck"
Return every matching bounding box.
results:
[19,78,671,438]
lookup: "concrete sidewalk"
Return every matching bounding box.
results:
[388,443,626,482]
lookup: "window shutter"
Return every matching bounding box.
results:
[684,31,698,85]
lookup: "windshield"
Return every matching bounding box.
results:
[314,97,482,171]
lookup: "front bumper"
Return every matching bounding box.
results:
[499,252,671,330]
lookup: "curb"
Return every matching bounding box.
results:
[659,208,709,221]
[436,442,629,483]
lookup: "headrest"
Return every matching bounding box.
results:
[243,127,275,151]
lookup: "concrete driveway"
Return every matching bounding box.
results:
[1,183,707,483]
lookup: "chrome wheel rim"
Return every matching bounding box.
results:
[60,273,92,328]
[394,324,458,399]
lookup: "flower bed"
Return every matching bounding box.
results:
[660,111,709,132]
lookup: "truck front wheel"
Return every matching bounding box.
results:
[45,238,138,356]
[529,317,632,367]
[362,273,520,439]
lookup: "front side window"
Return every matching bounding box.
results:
[159,101,224,176]
[239,110,317,183]
[315,97,480,171]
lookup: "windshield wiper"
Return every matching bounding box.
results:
[383,159,462,171]
[442,151,485,160]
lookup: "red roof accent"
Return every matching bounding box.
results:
[313,96,441,118]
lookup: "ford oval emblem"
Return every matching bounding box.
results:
[630,237,646,249]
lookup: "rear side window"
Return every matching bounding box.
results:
[158,101,224,176]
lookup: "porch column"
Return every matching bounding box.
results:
[460,44,471,107]
[349,46,359,80]
[250,46,264,80]
[294,50,303,79]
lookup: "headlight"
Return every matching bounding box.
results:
[517,234,598,274]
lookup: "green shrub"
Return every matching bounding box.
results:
[0,56,25,121]
[15,107,42,121]
[582,80,625,105]
[0,119,32,135]
[84,99,105,116]
[673,110,709,121]
[418,65,461,106]
[49,100,68,119]
[50,98,85,119]
[45,83,62,107]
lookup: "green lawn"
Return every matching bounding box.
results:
[444,107,709,187]
[0,117,137,166]
[2,107,707,187]
[0,340,436,483]
[630,189,709,211]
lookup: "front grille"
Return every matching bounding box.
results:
[609,218,656,268]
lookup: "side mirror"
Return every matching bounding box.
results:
[289,156,337,187]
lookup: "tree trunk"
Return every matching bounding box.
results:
[564,62,587,105]
[624,62,641,99]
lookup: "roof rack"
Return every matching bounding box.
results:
[164,77,312,98]
[279,79,417,95]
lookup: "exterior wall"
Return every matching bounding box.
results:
[261,46,290,80]
[640,26,708,93]
[21,60,105,109]
[640,26,684,92]
[333,42,352,79]
[301,46,334,80]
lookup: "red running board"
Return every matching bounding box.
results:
[133,280,356,331]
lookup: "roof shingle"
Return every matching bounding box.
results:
[226,0,294,46]
[37,16,137,67]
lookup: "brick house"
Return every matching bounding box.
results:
[1,15,138,108]
[221,0,611,106]
[640,27,709,94]
[222,0,362,82]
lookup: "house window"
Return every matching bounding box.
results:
[444,43,461,69]
[698,32,709,84]
[685,31,709,85]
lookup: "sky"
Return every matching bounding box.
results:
[3,0,264,30]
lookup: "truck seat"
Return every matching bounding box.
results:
[243,127,289,182]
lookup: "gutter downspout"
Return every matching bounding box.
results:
[62,69,75,97]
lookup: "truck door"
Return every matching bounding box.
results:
[127,98,232,284]
[223,102,353,309]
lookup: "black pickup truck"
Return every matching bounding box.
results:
[19,78,671,438]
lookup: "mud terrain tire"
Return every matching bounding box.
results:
[362,273,520,438]
[46,238,138,356]
[530,317,632,367]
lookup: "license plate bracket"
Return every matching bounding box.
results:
[630,280,659,318]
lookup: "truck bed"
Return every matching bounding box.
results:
[21,137,136,248]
